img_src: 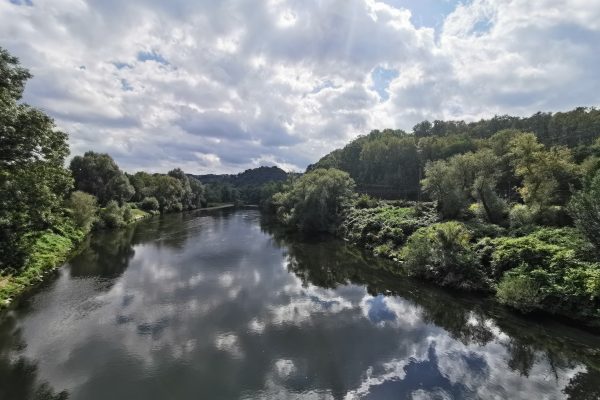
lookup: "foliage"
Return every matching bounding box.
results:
[0,47,72,271]
[355,194,379,209]
[569,169,600,250]
[272,168,355,233]
[66,191,98,233]
[0,221,84,306]
[509,133,579,209]
[400,222,487,290]
[69,151,132,205]
[98,200,126,229]
[140,196,160,212]
[340,203,438,255]
[491,229,600,318]
[496,271,542,312]
[422,150,507,222]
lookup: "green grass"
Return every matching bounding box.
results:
[0,229,81,307]
[130,208,152,220]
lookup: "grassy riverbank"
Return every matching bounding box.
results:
[0,204,242,308]
[0,223,84,307]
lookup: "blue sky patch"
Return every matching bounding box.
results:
[371,66,399,101]
[137,51,169,65]
[121,79,133,91]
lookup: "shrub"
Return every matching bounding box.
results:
[98,200,125,229]
[340,204,438,252]
[400,222,487,291]
[491,229,600,319]
[122,204,133,223]
[140,196,160,212]
[66,191,98,233]
[355,194,379,209]
[496,270,542,312]
[509,204,536,231]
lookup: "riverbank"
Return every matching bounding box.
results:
[0,223,85,308]
[338,202,600,328]
[0,203,237,308]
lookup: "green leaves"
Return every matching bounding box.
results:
[272,168,355,233]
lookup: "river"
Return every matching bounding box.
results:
[1,209,599,399]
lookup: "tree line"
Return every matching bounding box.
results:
[309,107,600,199]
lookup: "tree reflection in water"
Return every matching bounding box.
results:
[261,215,600,399]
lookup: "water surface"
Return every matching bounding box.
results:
[1,209,599,399]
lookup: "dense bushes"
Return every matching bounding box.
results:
[340,200,600,325]
[340,203,437,256]
[400,222,488,291]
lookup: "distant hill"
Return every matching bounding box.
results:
[192,166,289,187]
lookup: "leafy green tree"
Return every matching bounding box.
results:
[569,169,600,250]
[188,177,206,208]
[129,171,155,202]
[509,133,579,209]
[140,196,160,212]
[0,47,72,270]
[66,191,98,233]
[272,168,355,233]
[105,173,134,205]
[152,175,184,212]
[422,158,469,219]
[69,151,128,205]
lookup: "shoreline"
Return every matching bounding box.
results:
[0,203,238,309]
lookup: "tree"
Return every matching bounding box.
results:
[569,169,600,250]
[0,47,72,270]
[66,191,98,233]
[105,173,134,205]
[140,196,160,212]
[152,175,184,212]
[509,133,579,209]
[272,168,355,233]
[69,151,126,205]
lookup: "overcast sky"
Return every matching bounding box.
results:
[1,0,599,173]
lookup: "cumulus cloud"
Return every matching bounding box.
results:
[1,0,598,173]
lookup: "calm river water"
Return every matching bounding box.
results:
[1,209,599,399]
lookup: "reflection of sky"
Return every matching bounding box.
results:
[0,210,593,399]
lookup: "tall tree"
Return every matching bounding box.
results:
[69,151,132,205]
[0,47,72,269]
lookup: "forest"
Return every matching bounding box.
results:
[270,113,600,327]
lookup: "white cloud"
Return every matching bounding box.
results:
[1,0,598,173]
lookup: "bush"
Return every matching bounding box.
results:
[140,196,160,212]
[66,191,98,233]
[98,200,125,229]
[355,194,379,209]
[491,229,600,320]
[400,222,487,291]
[122,204,133,223]
[496,270,542,312]
[340,204,438,252]
[509,204,536,231]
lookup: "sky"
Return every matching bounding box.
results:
[1,0,599,174]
